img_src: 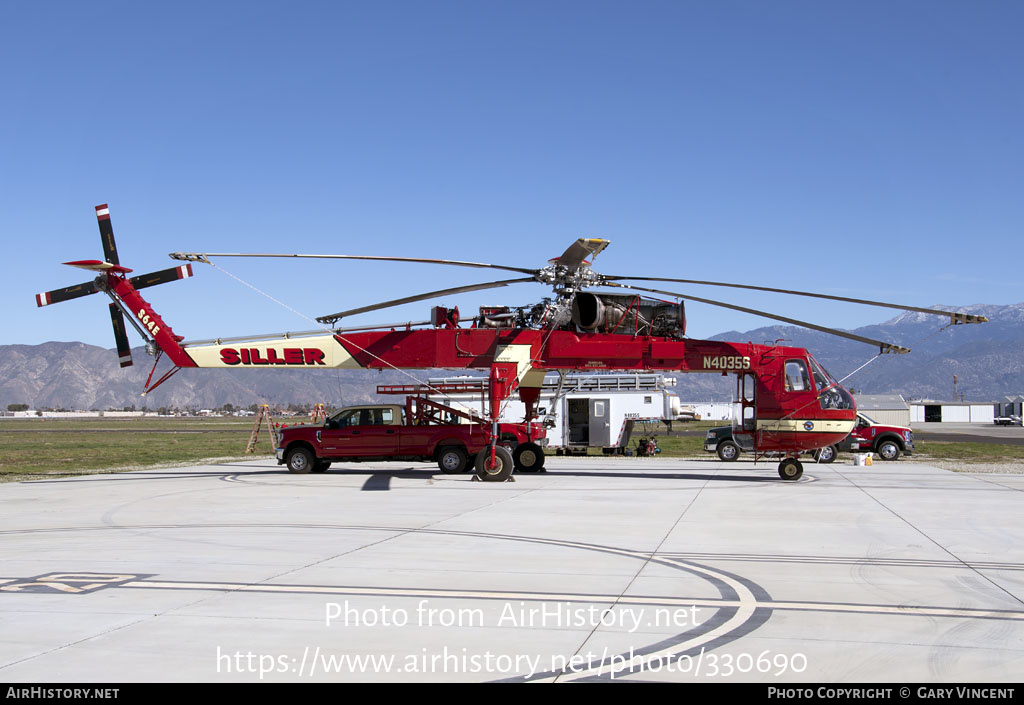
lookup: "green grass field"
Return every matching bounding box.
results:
[913,440,1024,463]
[0,417,275,481]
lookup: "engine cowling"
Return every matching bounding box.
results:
[571,293,685,338]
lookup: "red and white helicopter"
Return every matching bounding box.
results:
[37,204,987,480]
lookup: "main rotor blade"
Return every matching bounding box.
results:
[95,204,120,266]
[316,277,536,324]
[35,280,98,307]
[130,264,194,291]
[603,282,911,354]
[169,251,538,276]
[603,275,988,325]
[553,238,610,271]
[109,303,133,368]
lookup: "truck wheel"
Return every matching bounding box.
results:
[437,446,469,474]
[475,446,514,482]
[813,445,837,464]
[778,458,803,481]
[876,439,901,461]
[312,460,331,473]
[513,442,545,472]
[286,447,315,474]
[717,440,740,462]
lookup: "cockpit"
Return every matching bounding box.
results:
[782,355,853,409]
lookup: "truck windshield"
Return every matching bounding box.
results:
[808,355,854,410]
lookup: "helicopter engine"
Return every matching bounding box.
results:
[571,292,686,338]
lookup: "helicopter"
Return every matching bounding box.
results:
[36,204,987,481]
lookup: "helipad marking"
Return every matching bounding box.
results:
[0,572,151,594]
[5,573,1022,625]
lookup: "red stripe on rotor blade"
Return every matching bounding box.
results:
[95,204,110,220]
[36,292,51,307]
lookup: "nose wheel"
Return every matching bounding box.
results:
[778,457,803,481]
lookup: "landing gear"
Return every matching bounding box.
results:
[778,457,803,481]
[513,442,545,473]
[475,445,515,482]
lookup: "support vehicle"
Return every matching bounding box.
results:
[705,412,914,463]
[274,394,547,482]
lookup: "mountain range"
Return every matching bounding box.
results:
[2,303,1020,410]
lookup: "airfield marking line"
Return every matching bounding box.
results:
[187,485,541,622]
[518,502,765,679]
[557,471,716,680]
[656,552,1024,571]
[832,466,1024,610]
[6,574,1024,623]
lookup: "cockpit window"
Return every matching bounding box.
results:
[784,360,810,392]
[808,355,854,410]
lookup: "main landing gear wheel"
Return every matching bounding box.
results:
[437,446,469,474]
[778,458,803,481]
[286,447,314,474]
[475,446,514,482]
[513,442,545,473]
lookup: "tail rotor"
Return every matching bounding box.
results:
[35,204,192,368]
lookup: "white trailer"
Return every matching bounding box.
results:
[426,373,686,453]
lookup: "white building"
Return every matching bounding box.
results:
[853,394,911,427]
[909,401,996,424]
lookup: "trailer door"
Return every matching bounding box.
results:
[589,398,611,447]
[568,398,589,444]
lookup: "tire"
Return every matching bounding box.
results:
[437,446,469,474]
[778,458,803,481]
[312,460,331,473]
[475,445,514,482]
[513,442,545,473]
[876,439,901,461]
[716,440,740,462]
[286,446,315,474]
[813,445,838,464]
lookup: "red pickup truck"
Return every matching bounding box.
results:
[275,397,547,482]
[814,412,914,462]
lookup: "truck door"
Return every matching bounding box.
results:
[354,407,401,456]
[322,407,398,456]
[589,398,611,447]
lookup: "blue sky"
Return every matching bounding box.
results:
[5,1,1022,350]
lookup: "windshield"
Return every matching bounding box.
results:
[808,355,854,410]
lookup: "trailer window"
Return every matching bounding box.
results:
[784,360,810,392]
